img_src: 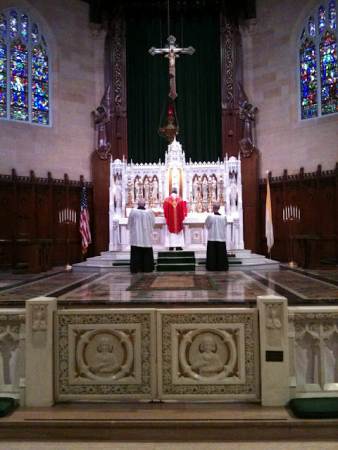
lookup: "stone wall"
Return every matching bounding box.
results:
[242,0,338,176]
[0,0,105,180]
[1,0,336,180]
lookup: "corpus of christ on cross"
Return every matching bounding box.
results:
[149,35,195,100]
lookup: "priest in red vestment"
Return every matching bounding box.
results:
[163,188,187,250]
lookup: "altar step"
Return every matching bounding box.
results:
[73,249,280,272]
[1,403,337,442]
[156,251,196,272]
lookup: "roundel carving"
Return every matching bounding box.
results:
[179,329,238,382]
[76,329,133,381]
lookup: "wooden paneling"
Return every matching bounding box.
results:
[91,152,110,256]
[242,149,259,252]
[259,164,338,267]
[0,170,93,272]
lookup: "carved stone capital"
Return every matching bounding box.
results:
[111,17,127,114]
[220,18,235,110]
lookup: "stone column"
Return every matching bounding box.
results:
[257,295,289,406]
[25,297,57,407]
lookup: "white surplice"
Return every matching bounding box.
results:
[205,214,227,242]
[128,208,155,247]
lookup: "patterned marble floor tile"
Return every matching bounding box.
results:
[3,267,337,306]
[57,271,275,304]
[0,266,66,289]
[0,272,100,302]
[302,268,338,283]
[252,270,338,300]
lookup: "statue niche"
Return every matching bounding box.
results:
[92,85,112,160]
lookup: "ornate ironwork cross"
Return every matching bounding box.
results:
[149,35,195,100]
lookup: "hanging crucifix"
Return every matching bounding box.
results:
[149,35,195,100]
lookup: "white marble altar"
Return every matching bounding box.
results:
[109,139,244,251]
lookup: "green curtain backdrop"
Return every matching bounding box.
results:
[126,12,221,163]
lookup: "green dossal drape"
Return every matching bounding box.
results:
[126,12,221,163]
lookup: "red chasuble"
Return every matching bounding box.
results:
[163,195,187,234]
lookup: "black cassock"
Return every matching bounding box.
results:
[130,246,154,274]
[128,207,155,274]
[206,241,229,271]
[205,213,229,271]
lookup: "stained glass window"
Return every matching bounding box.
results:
[0,13,6,39]
[10,40,28,121]
[0,40,6,118]
[0,8,50,125]
[20,14,28,42]
[9,10,18,39]
[319,6,326,33]
[320,31,337,114]
[329,1,336,30]
[300,40,318,118]
[31,45,49,124]
[0,13,6,118]
[31,23,38,44]
[300,1,337,119]
[308,16,316,36]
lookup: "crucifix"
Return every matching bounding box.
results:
[149,35,195,100]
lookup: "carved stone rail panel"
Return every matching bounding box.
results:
[157,308,259,401]
[0,309,25,398]
[55,309,156,401]
[289,307,338,395]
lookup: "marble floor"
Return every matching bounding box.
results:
[0,266,338,307]
[0,440,337,450]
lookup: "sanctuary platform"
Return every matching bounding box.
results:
[72,248,280,272]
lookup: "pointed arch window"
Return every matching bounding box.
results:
[0,8,50,125]
[299,1,337,119]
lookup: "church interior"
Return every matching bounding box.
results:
[0,0,337,448]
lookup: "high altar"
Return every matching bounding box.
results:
[109,139,244,251]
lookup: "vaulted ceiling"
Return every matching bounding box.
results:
[81,0,256,24]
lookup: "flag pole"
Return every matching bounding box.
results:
[265,170,274,258]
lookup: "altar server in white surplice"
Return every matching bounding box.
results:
[205,202,229,271]
[128,198,155,274]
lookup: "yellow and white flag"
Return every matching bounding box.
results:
[265,175,274,253]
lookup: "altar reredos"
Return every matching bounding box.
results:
[109,139,244,251]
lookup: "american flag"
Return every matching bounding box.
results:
[80,187,92,254]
